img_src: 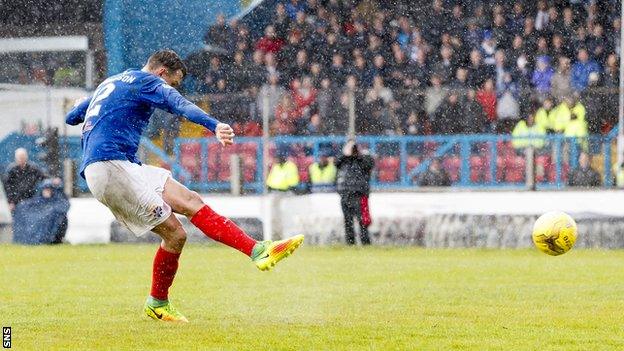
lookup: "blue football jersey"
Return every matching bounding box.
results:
[65,69,220,177]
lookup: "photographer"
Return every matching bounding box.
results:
[336,140,374,245]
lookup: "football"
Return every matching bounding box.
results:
[532,211,578,256]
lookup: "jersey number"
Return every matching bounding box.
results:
[85,82,115,119]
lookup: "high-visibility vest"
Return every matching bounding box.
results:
[563,118,588,151]
[512,120,546,149]
[616,167,624,188]
[266,160,299,191]
[550,102,571,132]
[309,162,337,185]
[534,108,552,131]
[571,102,586,122]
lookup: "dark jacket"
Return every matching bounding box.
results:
[568,167,601,187]
[417,168,452,186]
[3,162,45,205]
[336,154,374,195]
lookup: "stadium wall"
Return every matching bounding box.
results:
[103,0,245,75]
[62,191,624,249]
[0,87,87,139]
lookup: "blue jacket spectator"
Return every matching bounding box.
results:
[285,0,306,20]
[571,49,601,91]
[531,56,555,94]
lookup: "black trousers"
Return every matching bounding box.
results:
[340,193,371,245]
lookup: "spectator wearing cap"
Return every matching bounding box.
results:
[308,150,337,192]
[571,48,601,91]
[266,149,300,192]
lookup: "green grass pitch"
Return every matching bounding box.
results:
[1,244,623,350]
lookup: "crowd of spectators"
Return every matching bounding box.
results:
[192,0,621,139]
[0,52,86,87]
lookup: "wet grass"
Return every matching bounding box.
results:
[1,244,623,350]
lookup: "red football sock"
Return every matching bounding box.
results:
[150,245,181,301]
[190,205,256,256]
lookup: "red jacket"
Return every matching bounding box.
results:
[476,90,497,122]
[292,88,317,117]
[255,37,284,54]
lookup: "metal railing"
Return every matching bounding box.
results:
[172,131,618,193]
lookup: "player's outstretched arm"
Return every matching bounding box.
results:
[65,96,92,125]
[145,82,234,145]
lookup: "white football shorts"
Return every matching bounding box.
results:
[84,160,172,236]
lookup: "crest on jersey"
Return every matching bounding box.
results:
[152,205,165,219]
